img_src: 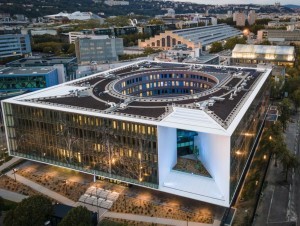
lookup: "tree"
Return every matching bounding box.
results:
[209,42,223,53]
[261,122,284,166]
[58,206,93,226]
[148,18,164,25]
[280,151,300,181]
[259,40,271,45]
[291,89,300,112]
[224,37,246,50]
[279,98,292,131]
[3,195,53,226]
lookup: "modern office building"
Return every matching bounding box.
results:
[0,66,59,92]
[257,30,300,45]
[2,61,271,207]
[75,36,124,64]
[138,24,241,51]
[0,34,31,58]
[6,57,77,82]
[231,44,295,67]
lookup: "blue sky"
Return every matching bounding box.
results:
[172,0,299,5]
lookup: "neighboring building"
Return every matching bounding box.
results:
[247,10,257,25]
[235,12,246,27]
[93,28,113,36]
[104,0,129,6]
[0,34,31,58]
[0,27,21,35]
[193,16,218,26]
[231,44,295,67]
[69,32,84,44]
[6,57,77,82]
[0,66,59,92]
[138,24,165,36]
[267,20,300,29]
[257,30,300,45]
[175,21,199,29]
[113,26,138,36]
[138,24,241,51]
[75,36,124,64]
[2,61,271,207]
[69,27,137,44]
[44,11,104,23]
[184,54,220,65]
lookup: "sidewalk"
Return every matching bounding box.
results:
[104,212,220,226]
[0,188,28,202]
[5,170,76,206]
[0,157,20,172]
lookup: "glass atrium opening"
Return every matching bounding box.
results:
[173,129,211,177]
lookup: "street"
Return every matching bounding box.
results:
[253,112,300,226]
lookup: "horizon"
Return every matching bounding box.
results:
[171,0,299,6]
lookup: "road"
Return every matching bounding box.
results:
[253,112,300,226]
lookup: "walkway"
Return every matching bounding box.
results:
[5,170,76,206]
[104,212,220,226]
[0,188,28,202]
[0,157,20,172]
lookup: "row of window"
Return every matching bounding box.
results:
[122,81,211,96]
[121,73,211,87]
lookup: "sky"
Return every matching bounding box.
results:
[171,0,299,5]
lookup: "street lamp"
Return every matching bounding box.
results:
[12,168,17,182]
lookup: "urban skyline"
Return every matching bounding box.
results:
[173,0,299,6]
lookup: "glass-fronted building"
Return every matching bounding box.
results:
[75,36,124,64]
[0,34,31,58]
[231,44,295,67]
[1,61,271,207]
[0,67,59,92]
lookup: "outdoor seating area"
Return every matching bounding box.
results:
[78,186,119,210]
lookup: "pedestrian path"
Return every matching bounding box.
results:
[0,188,28,202]
[0,157,20,172]
[104,212,218,226]
[5,170,76,206]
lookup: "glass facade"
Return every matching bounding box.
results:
[230,78,270,199]
[115,72,217,97]
[76,38,124,64]
[177,129,197,156]
[3,104,158,188]
[0,75,46,91]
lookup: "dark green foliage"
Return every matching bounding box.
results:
[58,206,93,226]
[3,195,53,226]
[279,98,292,131]
[209,42,223,53]
[120,33,151,47]
[224,37,246,50]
